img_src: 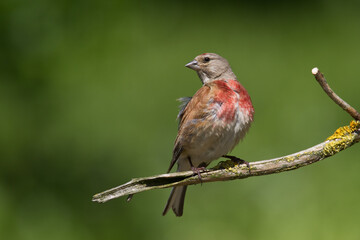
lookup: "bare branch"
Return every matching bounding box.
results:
[92,68,360,204]
[312,68,360,121]
[93,121,360,203]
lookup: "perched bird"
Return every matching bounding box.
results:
[162,53,254,217]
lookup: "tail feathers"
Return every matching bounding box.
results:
[162,186,187,217]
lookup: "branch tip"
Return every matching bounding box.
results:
[312,67,319,75]
[312,68,360,121]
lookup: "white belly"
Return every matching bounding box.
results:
[177,107,252,170]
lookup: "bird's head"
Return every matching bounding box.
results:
[185,53,236,84]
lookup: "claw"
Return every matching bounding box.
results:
[191,167,206,184]
[223,155,251,173]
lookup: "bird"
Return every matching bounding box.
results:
[162,53,254,217]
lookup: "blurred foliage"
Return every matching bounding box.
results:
[1,0,360,239]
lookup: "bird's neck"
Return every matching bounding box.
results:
[198,69,237,84]
[214,70,237,81]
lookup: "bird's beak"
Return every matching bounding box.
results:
[185,60,200,71]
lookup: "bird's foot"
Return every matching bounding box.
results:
[222,155,251,173]
[191,166,207,183]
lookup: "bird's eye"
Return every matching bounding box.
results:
[204,57,210,62]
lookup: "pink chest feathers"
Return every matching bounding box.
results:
[211,80,254,123]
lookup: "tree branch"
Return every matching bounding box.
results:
[92,68,360,204]
[312,68,360,121]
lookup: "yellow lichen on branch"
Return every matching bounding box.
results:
[327,120,360,141]
[323,121,360,156]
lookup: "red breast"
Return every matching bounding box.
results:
[210,80,254,123]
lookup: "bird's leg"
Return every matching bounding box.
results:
[223,155,251,173]
[187,157,206,182]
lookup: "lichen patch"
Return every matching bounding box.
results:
[323,120,360,156]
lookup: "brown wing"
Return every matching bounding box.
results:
[177,97,192,129]
[167,85,213,172]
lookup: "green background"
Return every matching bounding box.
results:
[1,0,360,239]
